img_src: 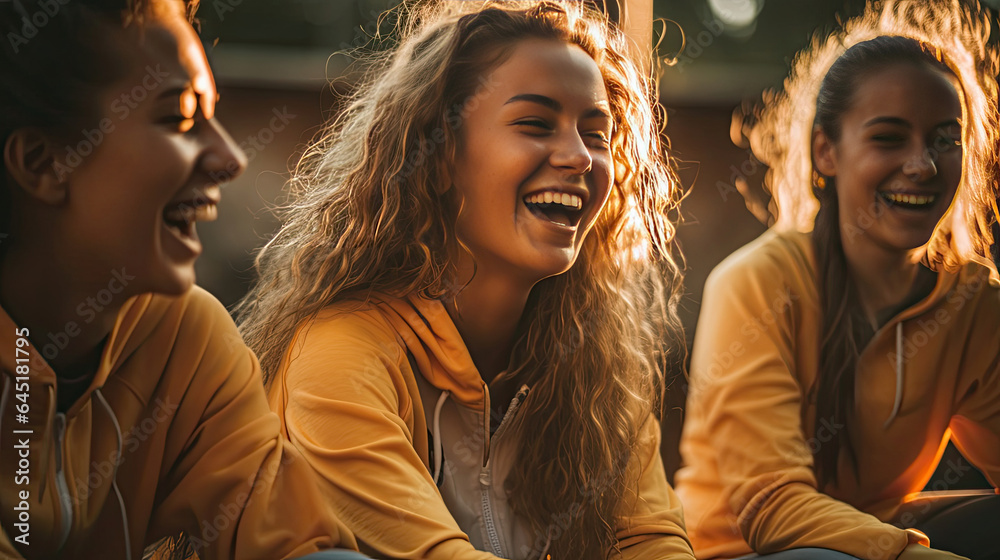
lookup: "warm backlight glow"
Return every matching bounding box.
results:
[737,0,999,284]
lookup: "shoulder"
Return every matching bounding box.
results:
[277,297,415,411]
[117,286,245,365]
[291,299,405,361]
[949,265,1000,333]
[279,297,410,385]
[705,229,815,304]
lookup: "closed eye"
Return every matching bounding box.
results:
[932,126,962,152]
[585,131,610,147]
[160,115,196,133]
[514,119,551,131]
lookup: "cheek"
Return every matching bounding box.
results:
[592,155,614,200]
[940,151,963,188]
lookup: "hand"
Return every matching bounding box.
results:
[896,543,969,560]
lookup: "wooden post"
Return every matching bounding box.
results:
[587,0,653,74]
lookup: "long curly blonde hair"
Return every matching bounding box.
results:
[237,2,684,557]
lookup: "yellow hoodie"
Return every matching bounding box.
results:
[269,294,695,560]
[675,230,1000,560]
[0,286,355,560]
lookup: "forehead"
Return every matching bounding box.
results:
[129,22,191,84]
[845,62,962,126]
[487,38,608,106]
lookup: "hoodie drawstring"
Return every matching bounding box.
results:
[94,388,131,560]
[39,385,55,500]
[432,391,450,485]
[884,321,905,428]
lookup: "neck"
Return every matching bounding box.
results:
[443,266,532,385]
[0,243,120,377]
[840,229,923,319]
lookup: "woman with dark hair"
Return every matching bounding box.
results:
[675,1,999,559]
[0,0,363,558]
[237,1,694,558]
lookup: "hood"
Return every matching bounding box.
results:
[375,294,488,410]
[0,293,165,415]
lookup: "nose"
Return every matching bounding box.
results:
[199,118,248,184]
[902,147,938,183]
[549,129,592,175]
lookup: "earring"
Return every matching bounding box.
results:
[813,171,827,190]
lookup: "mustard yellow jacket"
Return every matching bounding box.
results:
[0,286,355,559]
[675,230,1000,560]
[269,294,694,559]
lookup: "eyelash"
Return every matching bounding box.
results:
[935,134,962,150]
[514,120,610,145]
[160,114,197,132]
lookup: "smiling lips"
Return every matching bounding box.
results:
[163,187,221,236]
[877,190,939,210]
[523,189,586,228]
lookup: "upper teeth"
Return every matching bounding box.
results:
[164,202,217,224]
[524,192,583,210]
[883,193,936,205]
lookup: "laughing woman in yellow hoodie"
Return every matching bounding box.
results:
[675,1,999,560]
[0,0,362,558]
[238,2,694,559]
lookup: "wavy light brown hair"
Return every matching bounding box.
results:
[236,1,684,557]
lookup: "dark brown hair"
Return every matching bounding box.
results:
[0,0,197,236]
[810,36,957,486]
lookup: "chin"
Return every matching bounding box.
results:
[154,270,197,297]
[527,254,580,282]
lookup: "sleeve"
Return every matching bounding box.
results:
[688,256,922,560]
[949,295,1000,489]
[273,313,500,560]
[146,289,356,560]
[616,415,696,559]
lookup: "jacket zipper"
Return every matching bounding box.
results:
[53,413,74,552]
[479,468,503,555]
[478,386,529,558]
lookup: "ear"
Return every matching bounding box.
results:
[3,129,68,206]
[811,125,837,178]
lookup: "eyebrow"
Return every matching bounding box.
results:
[504,93,611,120]
[863,116,961,129]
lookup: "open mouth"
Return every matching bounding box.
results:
[877,191,938,211]
[523,191,585,228]
[163,198,218,238]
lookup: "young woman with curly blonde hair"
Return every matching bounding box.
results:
[238,2,694,558]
